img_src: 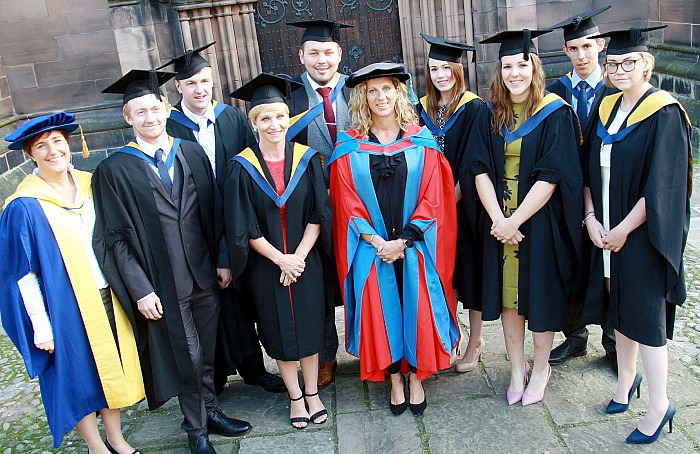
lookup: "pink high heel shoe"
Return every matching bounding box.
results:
[522,365,552,406]
[506,361,530,405]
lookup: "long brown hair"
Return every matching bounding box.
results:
[424,61,466,123]
[489,53,546,136]
[348,77,419,137]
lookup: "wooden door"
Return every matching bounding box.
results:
[255,0,403,77]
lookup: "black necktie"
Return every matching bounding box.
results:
[576,81,589,129]
[154,148,173,192]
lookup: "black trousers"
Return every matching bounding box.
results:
[564,288,616,354]
[178,285,220,435]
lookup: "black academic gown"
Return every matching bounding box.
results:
[224,142,332,360]
[166,101,256,190]
[288,76,349,315]
[468,101,583,332]
[92,140,224,409]
[417,94,490,311]
[167,100,257,382]
[583,88,691,346]
[547,79,618,147]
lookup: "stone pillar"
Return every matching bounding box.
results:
[397,0,477,96]
[172,0,261,108]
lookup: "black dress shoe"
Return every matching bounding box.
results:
[549,339,587,365]
[243,371,287,393]
[207,408,252,437]
[188,433,216,454]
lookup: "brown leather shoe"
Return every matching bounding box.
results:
[318,359,337,388]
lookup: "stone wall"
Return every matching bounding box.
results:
[1,0,699,204]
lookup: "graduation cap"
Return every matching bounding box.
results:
[287,19,353,43]
[592,26,666,55]
[480,29,552,61]
[345,62,409,89]
[156,42,216,80]
[5,112,79,151]
[420,33,476,63]
[549,6,611,42]
[102,69,176,105]
[230,73,303,108]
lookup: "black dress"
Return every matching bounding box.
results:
[224,142,332,360]
[583,88,691,346]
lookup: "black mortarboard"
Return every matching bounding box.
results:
[345,62,410,89]
[479,29,552,61]
[420,33,476,63]
[102,69,176,105]
[549,6,611,42]
[230,73,303,108]
[156,42,216,80]
[287,19,353,43]
[592,26,666,55]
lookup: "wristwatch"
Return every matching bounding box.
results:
[403,238,414,248]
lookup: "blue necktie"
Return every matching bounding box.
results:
[576,80,589,129]
[154,148,173,192]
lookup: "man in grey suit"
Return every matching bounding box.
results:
[94,70,251,454]
[287,19,352,387]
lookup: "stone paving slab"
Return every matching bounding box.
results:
[678,406,700,445]
[240,430,334,454]
[336,409,422,454]
[424,396,565,454]
[560,418,695,453]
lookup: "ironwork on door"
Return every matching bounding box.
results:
[255,0,403,78]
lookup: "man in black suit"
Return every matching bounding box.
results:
[93,70,251,454]
[160,43,286,395]
[547,6,618,372]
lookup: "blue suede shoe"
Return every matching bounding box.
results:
[626,401,675,444]
[605,371,642,414]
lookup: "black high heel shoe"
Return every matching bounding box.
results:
[626,401,676,444]
[304,391,328,424]
[389,374,407,416]
[289,393,309,429]
[105,438,141,454]
[606,371,643,414]
[408,374,427,416]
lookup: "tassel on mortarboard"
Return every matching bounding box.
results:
[522,29,531,61]
[79,125,90,158]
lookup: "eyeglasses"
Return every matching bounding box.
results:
[605,58,641,74]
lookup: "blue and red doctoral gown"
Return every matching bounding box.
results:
[329,125,460,381]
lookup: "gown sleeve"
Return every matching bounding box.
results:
[641,105,691,303]
[0,200,52,377]
[223,161,264,280]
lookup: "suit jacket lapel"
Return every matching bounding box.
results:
[302,72,334,148]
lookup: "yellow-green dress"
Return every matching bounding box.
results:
[502,102,524,309]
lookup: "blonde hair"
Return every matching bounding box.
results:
[424,61,466,124]
[122,94,170,118]
[348,77,419,137]
[248,102,290,125]
[604,51,656,87]
[489,53,546,136]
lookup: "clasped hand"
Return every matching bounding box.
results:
[490,217,524,245]
[586,218,627,252]
[277,253,306,287]
[375,238,405,264]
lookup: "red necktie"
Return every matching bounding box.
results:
[317,87,337,143]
